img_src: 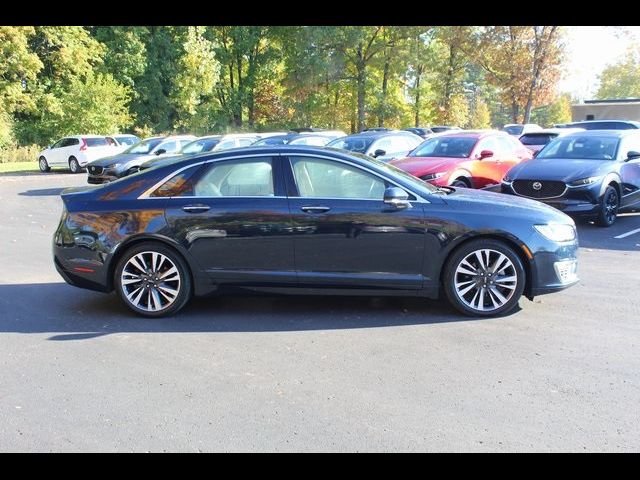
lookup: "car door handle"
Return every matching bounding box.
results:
[182,204,210,213]
[301,205,331,213]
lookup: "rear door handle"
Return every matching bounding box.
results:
[301,205,330,213]
[182,204,210,213]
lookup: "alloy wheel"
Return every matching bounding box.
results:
[453,248,518,312]
[120,251,182,312]
[604,189,618,225]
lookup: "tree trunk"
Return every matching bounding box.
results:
[414,65,423,127]
[356,59,366,132]
[378,59,390,127]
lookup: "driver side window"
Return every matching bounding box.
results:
[290,156,386,199]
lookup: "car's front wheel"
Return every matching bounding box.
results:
[596,185,619,227]
[39,156,50,172]
[69,156,81,174]
[114,242,193,317]
[443,239,526,317]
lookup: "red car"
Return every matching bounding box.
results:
[390,130,532,188]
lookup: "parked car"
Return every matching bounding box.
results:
[560,120,640,130]
[430,126,462,134]
[326,130,423,160]
[210,133,261,151]
[38,135,117,173]
[502,123,543,136]
[519,128,585,154]
[501,129,640,226]
[106,134,141,154]
[403,127,434,139]
[54,145,579,318]
[390,130,532,189]
[86,135,196,184]
[252,132,344,147]
[137,135,224,172]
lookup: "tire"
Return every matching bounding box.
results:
[69,156,81,174]
[443,239,526,317]
[451,178,470,188]
[596,185,619,227]
[39,156,50,172]
[114,242,193,317]
[125,166,140,176]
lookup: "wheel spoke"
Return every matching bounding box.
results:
[159,266,178,281]
[150,288,162,311]
[122,277,142,286]
[489,286,508,305]
[127,286,145,307]
[129,254,147,274]
[491,254,509,274]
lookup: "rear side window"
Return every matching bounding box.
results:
[84,137,109,147]
[192,158,275,197]
[151,165,204,197]
[63,138,80,147]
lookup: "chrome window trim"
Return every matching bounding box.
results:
[138,151,430,203]
[284,152,430,203]
[138,153,278,199]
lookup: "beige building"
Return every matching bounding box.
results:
[571,99,640,122]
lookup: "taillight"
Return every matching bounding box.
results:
[80,138,87,151]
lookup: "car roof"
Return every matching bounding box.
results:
[436,129,507,139]
[559,129,640,138]
[336,130,420,139]
[567,119,640,127]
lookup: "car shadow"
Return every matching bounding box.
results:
[19,187,68,196]
[0,282,519,340]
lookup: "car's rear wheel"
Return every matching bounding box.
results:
[596,186,619,227]
[39,156,50,172]
[451,178,470,188]
[114,242,192,317]
[69,156,81,174]
[443,239,526,317]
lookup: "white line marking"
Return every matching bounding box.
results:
[614,228,640,239]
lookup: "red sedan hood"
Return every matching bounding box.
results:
[390,156,464,176]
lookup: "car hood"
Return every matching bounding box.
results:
[443,186,572,224]
[507,158,614,182]
[88,153,156,167]
[140,154,185,169]
[390,156,464,176]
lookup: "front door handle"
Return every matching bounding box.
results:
[182,204,210,213]
[301,205,330,213]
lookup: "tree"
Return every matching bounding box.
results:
[596,48,640,99]
[171,26,220,131]
[473,26,564,123]
[468,98,491,128]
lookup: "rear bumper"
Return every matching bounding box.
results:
[54,255,110,293]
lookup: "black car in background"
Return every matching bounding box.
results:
[326,130,423,160]
[561,120,640,130]
[502,130,640,226]
[54,146,579,318]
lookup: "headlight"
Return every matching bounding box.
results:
[568,176,602,187]
[108,163,123,171]
[420,172,447,181]
[534,224,576,242]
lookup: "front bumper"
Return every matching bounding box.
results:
[501,182,601,216]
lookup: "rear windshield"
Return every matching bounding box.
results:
[519,133,557,146]
[84,137,109,147]
[502,125,523,135]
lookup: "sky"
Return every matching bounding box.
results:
[559,26,640,100]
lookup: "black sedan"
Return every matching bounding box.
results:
[501,130,640,226]
[54,145,579,318]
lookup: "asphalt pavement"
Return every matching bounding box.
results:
[0,170,639,452]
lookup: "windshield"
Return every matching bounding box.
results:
[181,138,220,154]
[115,136,138,146]
[253,136,290,146]
[327,137,374,154]
[502,125,523,135]
[537,135,620,160]
[409,136,477,158]
[124,138,163,155]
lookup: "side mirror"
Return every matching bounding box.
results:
[626,150,640,161]
[532,150,540,158]
[383,186,411,209]
[373,149,386,158]
[478,149,494,159]
[155,149,166,155]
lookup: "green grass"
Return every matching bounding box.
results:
[0,161,39,173]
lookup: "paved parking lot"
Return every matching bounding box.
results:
[1,170,639,452]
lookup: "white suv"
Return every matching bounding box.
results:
[38,135,118,173]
